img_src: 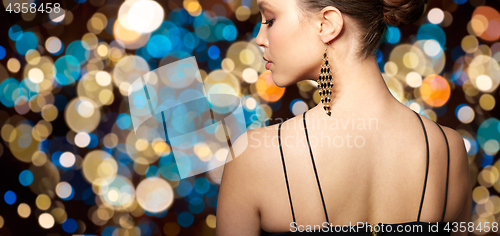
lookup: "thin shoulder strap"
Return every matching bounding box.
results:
[303,110,330,223]
[413,110,430,223]
[278,121,296,224]
[433,121,450,223]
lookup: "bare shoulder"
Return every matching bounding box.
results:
[226,123,281,171]
[426,119,470,180]
[439,124,470,187]
[415,112,472,222]
[439,125,473,225]
[219,123,281,198]
[440,125,468,161]
[439,124,471,192]
[216,123,282,235]
[414,112,469,170]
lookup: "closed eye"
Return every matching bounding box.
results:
[262,19,275,26]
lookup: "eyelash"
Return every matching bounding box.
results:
[262,19,275,27]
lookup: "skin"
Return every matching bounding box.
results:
[216,0,472,235]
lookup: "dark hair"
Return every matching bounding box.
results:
[298,0,426,59]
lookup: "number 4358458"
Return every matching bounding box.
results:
[5,3,61,13]
[445,221,499,233]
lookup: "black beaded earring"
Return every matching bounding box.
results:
[319,43,334,116]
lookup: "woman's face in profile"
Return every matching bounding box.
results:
[256,0,324,87]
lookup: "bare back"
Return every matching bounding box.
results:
[251,102,471,233]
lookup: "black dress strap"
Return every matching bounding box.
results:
[303,110,330,223]
[412,110,430,223]
[432,121,450,222]
[278,121,296,224]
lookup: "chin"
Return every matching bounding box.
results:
[270,72,288,88]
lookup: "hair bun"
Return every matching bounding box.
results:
[382,0,426,26]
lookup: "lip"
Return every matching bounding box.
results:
[263,56,273,70]
[265,61,273,70]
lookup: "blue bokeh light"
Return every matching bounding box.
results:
[417,23,446,48]
[177,179,193,197]
[15,31,38,55]
[147,35,172,58]
[0,78,20,107]
[223,24,237,41]
[385,25,401,44]
[453,0,467,4]
[62,218,78,233]
[19,170,34,186]
[145,165,160,178]
[66,41,90,66]
[194,177,210,195]
[8,25,23,41]
[208,45,220,59]
[4,190,16,205]
[177,211,194,227]
[117,113,132,130]
[188,197,205,214]
[133,94,147,109]
[0,45,6,59]
[87,133,98,149]
[102,226,117,236]
[53,55,81,85]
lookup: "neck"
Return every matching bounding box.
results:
[312,53,399,117]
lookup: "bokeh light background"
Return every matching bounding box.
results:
[0,0,499,235]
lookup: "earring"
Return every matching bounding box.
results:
[319,43,334,116]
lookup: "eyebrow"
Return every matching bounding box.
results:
[258,1,271,12]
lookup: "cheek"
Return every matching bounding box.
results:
[274,26,316,68]
[267,18,321,82]
[269,23,305,62]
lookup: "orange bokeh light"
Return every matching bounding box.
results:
[420,74,451,107]
[472,6,500,41]
[256,71,285,102]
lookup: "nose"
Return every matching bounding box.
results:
[255,23,268,49]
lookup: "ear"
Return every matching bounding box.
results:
[319,7,343,44]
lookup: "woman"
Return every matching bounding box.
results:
[216,0,472,235]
